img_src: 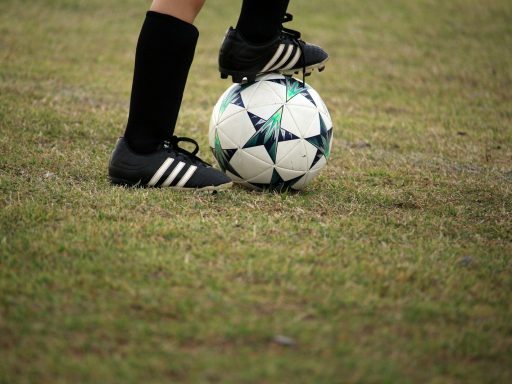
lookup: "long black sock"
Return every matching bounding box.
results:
[124,11,198,154]
[236,0,290,43]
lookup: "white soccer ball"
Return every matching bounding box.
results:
[209,74,333,191]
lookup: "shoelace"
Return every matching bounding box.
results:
[281,13,307,84]
[163,135,210,166]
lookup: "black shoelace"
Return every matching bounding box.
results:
[281,13,307,84]
[163,135,210,166]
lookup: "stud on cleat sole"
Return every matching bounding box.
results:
[231,74,245,83]
[219,67,258,84]
[232,74,256,84]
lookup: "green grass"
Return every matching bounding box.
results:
[1,0,511,382]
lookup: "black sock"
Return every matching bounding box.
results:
[236,0,290,43]
[124,11,198,154]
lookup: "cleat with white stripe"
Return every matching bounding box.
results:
[108,137,232,191]
[218,13,328,83]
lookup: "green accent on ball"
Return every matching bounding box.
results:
[213,131,227,170]
[219,84,247,116]
[286,78,307,101]
[321,115,331,159]
[244,107,283,163]
[219,88,237,116]
[306,114,332,160]
[213,130,241,178]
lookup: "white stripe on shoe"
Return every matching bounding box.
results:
[147,157,174,186]
[161,161,186,187]
[261,43,286,72]
[282,47,301,70]
[269,44,294,72]
[176,165,197,188]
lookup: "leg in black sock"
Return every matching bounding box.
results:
[124,11,198,154]
[236,0,289,43]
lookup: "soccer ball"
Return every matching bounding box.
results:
[209,74,333,191]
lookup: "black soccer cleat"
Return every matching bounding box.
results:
[219,13,328,83]
[108,137,232,191]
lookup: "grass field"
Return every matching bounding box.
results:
[1,0,511,382]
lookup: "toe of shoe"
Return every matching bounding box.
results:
[305,44,329,63]
[188,167,232,188]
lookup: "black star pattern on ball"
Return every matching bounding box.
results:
[305,113,333,168]
[250,169,304,191]
[243,107,299,163]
